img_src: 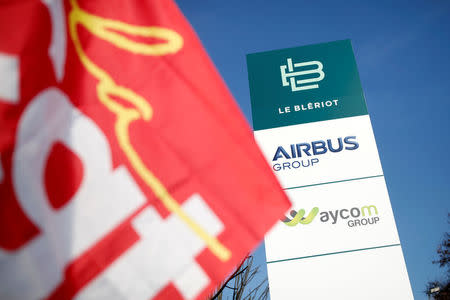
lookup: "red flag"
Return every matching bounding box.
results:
[0,0,290,299]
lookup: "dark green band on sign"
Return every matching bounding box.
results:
[266,244,402,264]
[247,39,368,130]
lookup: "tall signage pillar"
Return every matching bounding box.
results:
[247,40,413,299]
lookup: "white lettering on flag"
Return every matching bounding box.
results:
[76,194,223,300]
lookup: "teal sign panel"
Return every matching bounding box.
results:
[247,39,368,130]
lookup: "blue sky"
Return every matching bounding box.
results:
[176,0,450,298]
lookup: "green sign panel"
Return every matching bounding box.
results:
[247,39,368,130]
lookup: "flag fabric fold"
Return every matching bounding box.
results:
[0,0,290,299]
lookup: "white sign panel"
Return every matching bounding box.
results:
[247,40,413,299]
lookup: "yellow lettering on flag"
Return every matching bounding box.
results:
[68,0,231,262]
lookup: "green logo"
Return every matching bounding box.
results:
[282,205,380,228]
[282,207,319,226]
